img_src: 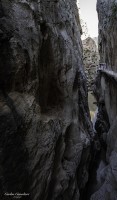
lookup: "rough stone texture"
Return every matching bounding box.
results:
[0,1,93,200]
[91,0,117,199]
[82,37,99,91]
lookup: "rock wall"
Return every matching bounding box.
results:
[0,1,93,200]
[91,0,117,199]
[83,37,99,91]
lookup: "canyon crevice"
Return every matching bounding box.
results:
[0,0,117,199]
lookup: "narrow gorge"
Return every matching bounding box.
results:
[0,0,117,200]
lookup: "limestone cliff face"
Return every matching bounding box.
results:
[83,37,99,91]
[0,1,93,200]
[91,0,117,199]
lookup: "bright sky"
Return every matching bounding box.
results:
[79,0,98,38]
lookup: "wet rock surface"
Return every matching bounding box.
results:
[0,1,93,200]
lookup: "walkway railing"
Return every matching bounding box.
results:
[97,63,117,82]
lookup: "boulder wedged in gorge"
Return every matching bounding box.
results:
[91,0,117,199]
[0,1,93,200]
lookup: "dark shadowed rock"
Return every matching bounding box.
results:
[0,1,93,200]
